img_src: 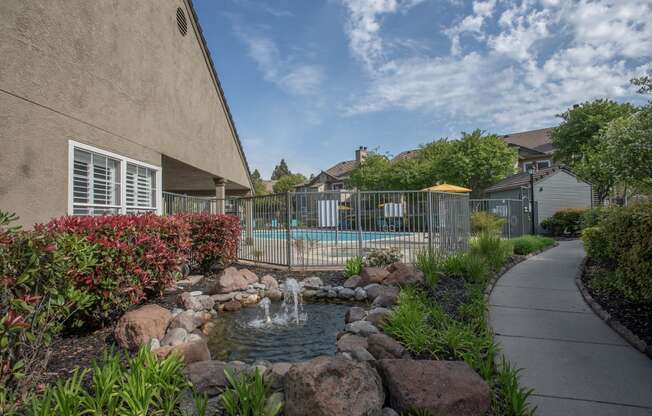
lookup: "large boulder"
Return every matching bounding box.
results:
[161,327,188,347]
[154,340,211,364]
[302,276,323,288]
[365,285,399,301]
[366,307,392,328]
[345,307,366,324]
[336,334,369,353]
[261,274,279,290]
[384,263,424,286]
[178,292,215,311]
[372,293,398,308]
[284,356,384,416]
[210,267,249,294]
[367,334,408,359]
[168,310,205,332]
[263,362,292,391]
[184,360,249,396]
[377,359,490,415]
[359,267,389,286]
[240,269,259,285]
[345,321,380,337]
[222,299,242,312]
[114,305,172,350]
[343,275,362,288]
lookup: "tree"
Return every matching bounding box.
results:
[272,173,306,193]
[250,169,267,195]
[347,130,517,195]
[597,107,652,194]
[271,159,291,180]
[631,73,652,95]
[551,100,636,167]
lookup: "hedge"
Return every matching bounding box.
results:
[541,208,587,236]
[581,203,652,303]
[177,213,241,273]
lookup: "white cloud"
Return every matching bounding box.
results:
[237,31,325,96]
[342,0,652,132]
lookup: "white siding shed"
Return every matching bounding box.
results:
[534,170,592,223]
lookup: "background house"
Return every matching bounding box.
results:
[296,146,368,192]
[0,0,252,226]
[500,127,555,173]
[485,166,592,231]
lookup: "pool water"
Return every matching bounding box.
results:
[207,302,352,363]
[253,229,407,241]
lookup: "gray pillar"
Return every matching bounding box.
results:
[214,178,226,214]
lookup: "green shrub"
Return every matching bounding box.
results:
[510,235,555,255]
[384,288,434,355]
[344,256,364,277]
[416,250,444,288]
[470,232,513,272]
[365,247,402,267]
[471,211,506,235]
[540,208,587,236]
[441,253,489,284]
[221,368,282,416]
[24,346,205,416]
[580,206,609,229]
[581,203,652,302]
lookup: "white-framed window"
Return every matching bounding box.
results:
[68,140,162,215]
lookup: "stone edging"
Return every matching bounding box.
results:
[575,259,652,359]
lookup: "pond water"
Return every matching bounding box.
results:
[207,301,352,363]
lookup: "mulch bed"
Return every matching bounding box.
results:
[581,260,652,347]
[425,276,468,320]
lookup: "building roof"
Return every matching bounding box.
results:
[392,149,419,161]
[186,0,252,190]
[500,127,554,155]
[485,166,577,193]
[324,160,358,179]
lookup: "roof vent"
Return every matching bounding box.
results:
[176,7,188,36]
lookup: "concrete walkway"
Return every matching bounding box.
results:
[489,240,652,416]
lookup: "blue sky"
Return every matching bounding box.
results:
[193,0,652,179]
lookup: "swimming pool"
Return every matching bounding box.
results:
[252,229,408,241]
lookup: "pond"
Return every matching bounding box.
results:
[207,301,353,363]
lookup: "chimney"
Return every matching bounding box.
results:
[355,146,368,163]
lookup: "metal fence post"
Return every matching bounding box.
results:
[286,192,293,269]
[356,191,362,257]
[427,191,433,254]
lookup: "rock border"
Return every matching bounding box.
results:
[575,258,652,359]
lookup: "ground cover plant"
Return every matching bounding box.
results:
[344,255,364,277]
[386,234,538,416]
[222,368,283,416]
[510,235,555,255]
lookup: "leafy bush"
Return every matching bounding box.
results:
[540,208,587,236]
[581,203,652,302]
[470,232,513,272]
[178,213,241,273]
[222,368,282,416]
[344,256,364,277]
[471,211,506,235]
[580,206,609,229]
[44,214,192,326]
[0,212,94,405]
[365,247,402,267]
[510,235,555,255]
[22,346,205,416]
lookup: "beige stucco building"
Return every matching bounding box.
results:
[0,0,252,227]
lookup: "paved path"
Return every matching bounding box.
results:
[489,240,652,416]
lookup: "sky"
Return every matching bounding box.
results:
[192,0,652,179]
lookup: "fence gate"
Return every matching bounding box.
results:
[469,199,538,238]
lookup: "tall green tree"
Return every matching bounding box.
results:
[551,99,636,167]
[631,73,652,96]
[271,159,291,180]
[250,169,268,195]
[272,173,306,193]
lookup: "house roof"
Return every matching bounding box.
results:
[485,166,577,193]
[392,149,419,161]
[500,127,554,155]
[325,160,358,179]
[186,0,253,191]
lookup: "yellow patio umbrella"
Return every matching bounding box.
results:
[422,183,472,193]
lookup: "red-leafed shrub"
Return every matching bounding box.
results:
[42,214,191,325]
[176,213,241,273]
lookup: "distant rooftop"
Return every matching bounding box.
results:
[500,127,554,155]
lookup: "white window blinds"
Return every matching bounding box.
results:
[126,163,157,213]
